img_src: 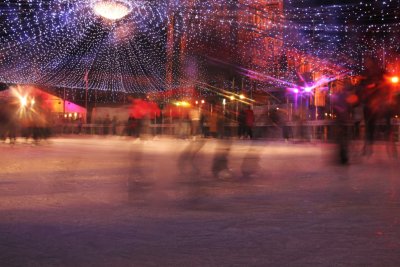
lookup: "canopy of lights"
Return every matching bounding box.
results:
[0,0,398,98]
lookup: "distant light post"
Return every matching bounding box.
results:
[390,76,399,140]
[238,94,245,120]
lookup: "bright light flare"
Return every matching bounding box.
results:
[20,96,27,107]
[391,76,399,84]
[175,101,190,107]
[92,0,132,21]
[10,86,28,108]
[9,86,36,119]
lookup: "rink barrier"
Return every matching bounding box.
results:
[50,120,400,142]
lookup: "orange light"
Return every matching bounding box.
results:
[176,101,190,107]
[391,76,399,84]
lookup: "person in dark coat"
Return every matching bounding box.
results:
[244,106,255,139]
[238,108,246,139]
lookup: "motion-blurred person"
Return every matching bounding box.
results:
[142,113,154,140]
[76,117,83,134]
[200,110,208,137]
[176,138,209,207]
[358,56,386,156]
[103,115,111,135]
[217,108,226,138]
[240,140,262,179]
[127,140,152,202]
[379,83,399,158]
[352,104,363,140]
[7,118,17,144]
[190,107,201,138]
[209,106,221,138]
[357,57,399,158]
[177,138,206,178]
[211,139,233,179]
[332,77,359,164]
[129,99,160,140]
[32,111,51,144]
[112,116,118,135]
[269,107,291,141]
[238,108,246,139]
[244,105,255,139]
[384,109,398,158]
[177,113,191,139]
[0,103,17,144]
[127,115,137,137]
[0,104,8,142]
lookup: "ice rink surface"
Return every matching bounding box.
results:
[1,136,400,266]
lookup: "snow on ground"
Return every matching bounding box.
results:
[0,136,399,266]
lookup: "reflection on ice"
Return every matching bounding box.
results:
[1,136,400,267]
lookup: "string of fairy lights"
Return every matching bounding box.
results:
[0,0,398,102]
[284,0,399,72]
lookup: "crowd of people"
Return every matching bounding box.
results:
[332,57,399,164]
[1,55,399,165]
[0,97,53,144]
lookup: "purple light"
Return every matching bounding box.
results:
[304,87,313,93]
[287,87,300,94]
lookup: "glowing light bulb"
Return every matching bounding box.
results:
[92,0,132,21]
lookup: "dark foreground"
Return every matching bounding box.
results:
[1,137,400,267]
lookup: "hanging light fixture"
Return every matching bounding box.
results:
[92,0,133,21]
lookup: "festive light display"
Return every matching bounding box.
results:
[284,0,399,72]
[0,0,398,102]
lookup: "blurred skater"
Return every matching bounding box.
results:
[211,139,233,179]
[332,77,359,164]
[244,105,255,139]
